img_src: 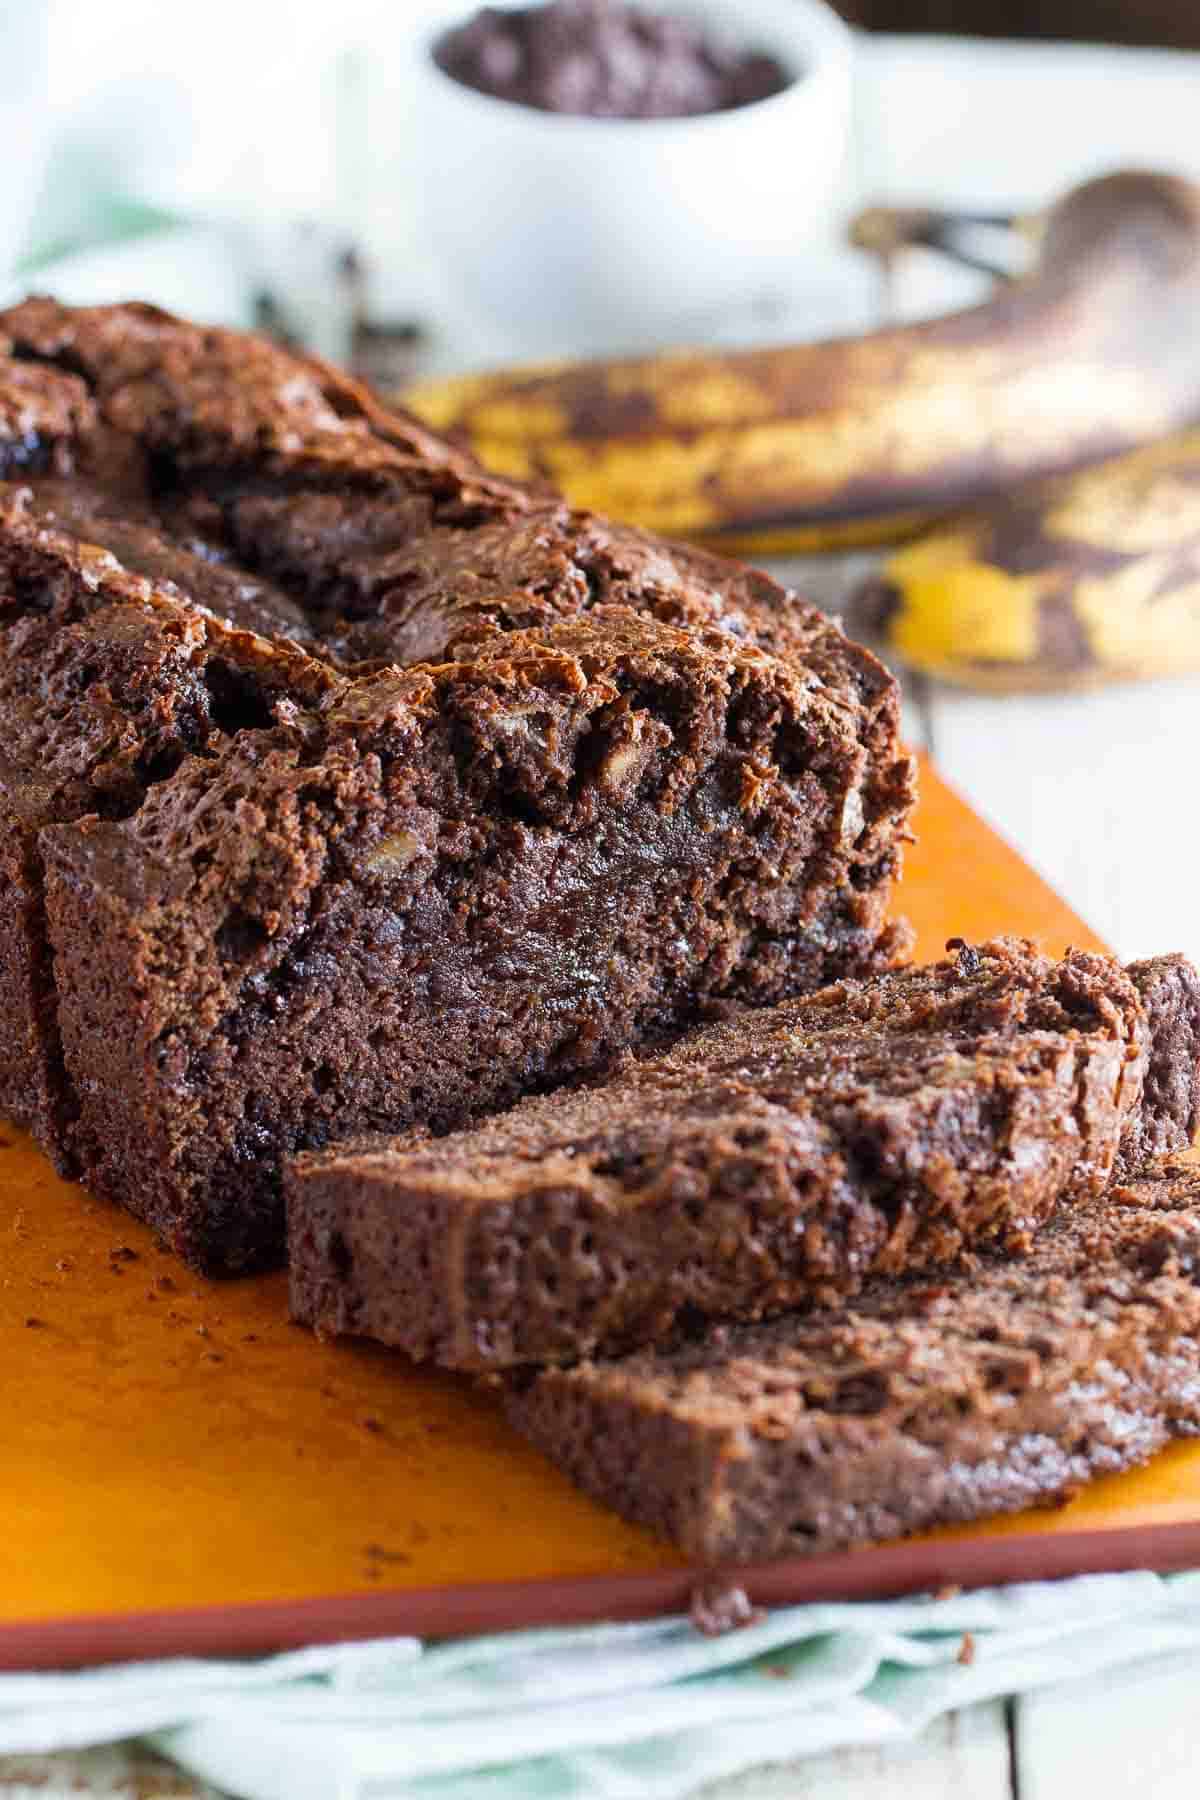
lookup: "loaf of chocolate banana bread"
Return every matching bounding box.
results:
[506,1154,1200,1561]
[286,938,1177,1369]
[0,297,915,1272]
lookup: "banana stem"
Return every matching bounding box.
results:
[848,204,1026,281]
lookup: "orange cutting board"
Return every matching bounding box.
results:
[4,760,1200,1670]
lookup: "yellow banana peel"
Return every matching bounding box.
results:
[404,173,1200,556]
[852,430,1200,692]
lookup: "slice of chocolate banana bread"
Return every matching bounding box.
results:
[506,1155,1200,1561]
[286,939,1166,1368]
[0,499,336,1165]
[1117,956,1200,1176]
[0,298,915,1270]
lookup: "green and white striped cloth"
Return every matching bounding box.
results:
[3,1573,1200,1798]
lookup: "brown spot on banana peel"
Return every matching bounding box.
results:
[403,172,1200,546]
[853,427,1200,692]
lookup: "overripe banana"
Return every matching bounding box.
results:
[850,430,1200,691]
[402,171,1200,554]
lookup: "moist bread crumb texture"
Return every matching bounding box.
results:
[506,1154,1200,1561]
[286,938,1179,1370]
[0,297,915,1272]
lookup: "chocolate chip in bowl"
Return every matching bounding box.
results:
[433,0,792,119]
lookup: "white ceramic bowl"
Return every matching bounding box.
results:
[403,0,854,354]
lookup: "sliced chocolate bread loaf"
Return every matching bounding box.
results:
[286,939,1168,1368]
[506,1155,1200,1561]
[0,298,915,1271]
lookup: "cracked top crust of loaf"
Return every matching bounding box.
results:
[0,294,901,677]
[0,296,911,847]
